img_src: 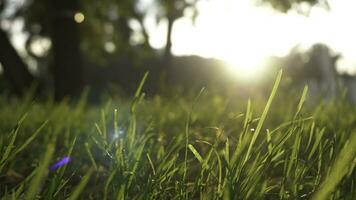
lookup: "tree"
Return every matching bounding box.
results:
[155,0,199,60]
[0,0,34,96]
[49,0,83,100]
[79,0,153,62]
[0,0,84,100]
[0,29,34,96]
[21,0,84,100]
[255,0,329,13]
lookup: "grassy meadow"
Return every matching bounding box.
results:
[0,72,355,199]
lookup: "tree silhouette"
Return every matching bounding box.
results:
[0,0,34,96]
[256,0,329,13]
[0,0,83,100]
[0,0,332,99]
[49,0,83,100]
[155,0,199,60]
[0,29,34,95]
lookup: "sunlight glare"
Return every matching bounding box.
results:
[224,54,266,81]
[146,0,356,78]
[170,0,298,80]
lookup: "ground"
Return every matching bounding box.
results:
[0,73,355,199]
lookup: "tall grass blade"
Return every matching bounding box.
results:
[14,120,48,155]
[0,114,28,171]
[67,168,94,200]
[244,70,282,164]
[312,133,356,200]
[25,141,55,200]
[188,144,203,164]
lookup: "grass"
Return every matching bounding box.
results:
[0,71,355,199]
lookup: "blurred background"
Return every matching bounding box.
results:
[0,0,355,102]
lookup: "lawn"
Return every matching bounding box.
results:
[0,72,355,199]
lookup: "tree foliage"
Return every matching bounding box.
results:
[255,0,329,13]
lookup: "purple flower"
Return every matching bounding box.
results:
[49,157,71,170]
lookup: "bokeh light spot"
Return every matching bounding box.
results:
[74,12,85,23]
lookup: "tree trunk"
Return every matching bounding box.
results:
[118,17,131,43]
[164,17,174,61]
[137,18,151,50]
[0,28,34,96]
[50,0,83,101]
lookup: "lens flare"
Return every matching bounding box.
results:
[49,157,71,170]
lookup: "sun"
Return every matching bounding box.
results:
[224,53,266,81]
[167,0,294,80]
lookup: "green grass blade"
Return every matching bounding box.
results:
[67,168,94,200]
[14,120,48,155]
[0,114,27,170]
[146,153,156,175]
[312,132,356,200]
[244,70,282,164]
[26,141,55,200]
[184,88,205,180]
[104,170,117,200]
[85,142,98,170]
[134,72,149,98]
[188,144,204,164]
[116,185,125,200]
[295,85,308,118]
[308,128,325,160]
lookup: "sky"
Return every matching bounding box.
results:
[146,0,356,75]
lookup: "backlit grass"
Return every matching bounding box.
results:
[0,71,355,199]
